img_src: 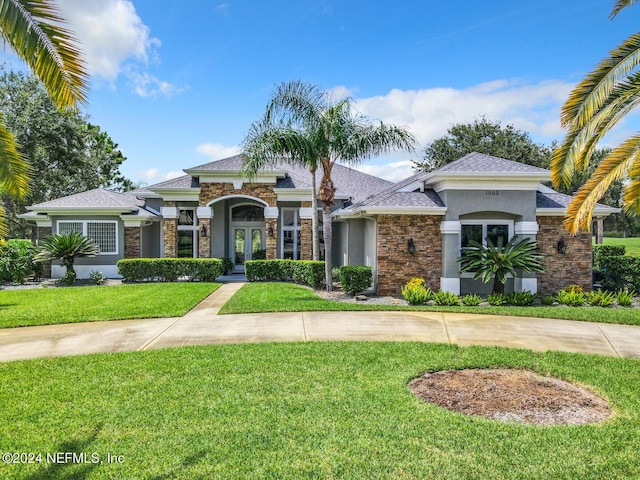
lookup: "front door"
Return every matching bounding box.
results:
[233,227,264,272]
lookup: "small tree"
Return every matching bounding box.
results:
[458,237,546,294]
[34,232,100,282]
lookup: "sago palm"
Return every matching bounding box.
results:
[0,0,89,236]
[551,0,640,233]
[34,232,100,276]
[244,80,415,290]
[458,237,546,294]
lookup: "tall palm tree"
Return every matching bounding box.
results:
[244,80,415,290]
[0,0,89,236]
[551,0,640,233]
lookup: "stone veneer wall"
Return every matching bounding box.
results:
[300,201,313,260]
[376,215,442,296]
[198,218,211,258]
[163,200,177,258]
[536,216,592,294]
[37,226,52,278]
[124,227,141,258]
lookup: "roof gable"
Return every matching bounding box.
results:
[433,152,550,175]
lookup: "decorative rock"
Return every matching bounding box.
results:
[355,295,368,301]
[391,299,402,305]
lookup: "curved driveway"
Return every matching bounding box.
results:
[1,283,640,362]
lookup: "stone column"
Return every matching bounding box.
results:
[264,206,279,260]
[299,203,313,260]
[161,205,178,258]
[197,206,213,258]
[514,221,539,293]
[124,226,141,258]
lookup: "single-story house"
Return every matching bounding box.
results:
[20,152,617,295]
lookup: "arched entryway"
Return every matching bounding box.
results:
[229,203,266,272]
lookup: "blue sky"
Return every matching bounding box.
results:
[3,0,639,184]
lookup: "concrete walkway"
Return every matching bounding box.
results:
[1,283,640,362]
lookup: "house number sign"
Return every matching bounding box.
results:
[485,191,499,196]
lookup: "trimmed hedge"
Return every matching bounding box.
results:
[117,258,224,282]
[593,245,626,270]
[339,265,372,295]
[598,255,640,292]
[245,260,325,288]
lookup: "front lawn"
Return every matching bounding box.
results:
[219,282,640,326]
[0,283,220,328]
[599,236,640,257]
[0,342,638,479]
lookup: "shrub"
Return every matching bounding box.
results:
[586,289,615,307]
[562,284,584,294]
[222,257,234,274]
[488,292,508,306]
[89,270,105,285]
[616,289,635,307]
[34,232,99,277]
[593,245,626,270]
[555,289,586,307]
[507,290,536,306]
[401,278,432,305]
[461,293,482,306]
[245,260,325,288]
[540,295,555,306]
[340,266,372,295]
[60,270,77,286]
[0,239,43,283]
[598,256,640,292]
[252,249,266,260]
[117,258,224,282]
[432,290,460,306]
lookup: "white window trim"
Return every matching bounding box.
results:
[177,207,198,257]
[281,207,301,260]
[459,219,514,279]
[57,220,119,255]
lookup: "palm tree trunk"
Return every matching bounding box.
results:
[310,167,319,261]
[492,279,505,295]
[322,202,333,291]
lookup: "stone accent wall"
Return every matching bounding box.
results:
[198,218,211,258]
[37,226,52,278]
[376,215,442,296]
[300,218,313,260]
[163,219,177,258]
[265,218,278,259]
[536,216,592,294]
[124,227,141,258]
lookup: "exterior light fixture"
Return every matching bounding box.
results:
[200,225,207,238]
[408,238,416,255]
[557,237,566,254]
[268,225,274,238]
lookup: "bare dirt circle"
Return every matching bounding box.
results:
[407,368,612,426]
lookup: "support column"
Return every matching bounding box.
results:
[124,226,141,258]
[299,205,313,260]
[161,205,178,258]
[514,221,539,293]
[440,221,461,295]
[197,206,213,258]
[36,223,52,278]
[264,207,279,260]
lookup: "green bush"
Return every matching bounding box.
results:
[593,245,626,270]
[339,266,372,295]
[540,295,555,306]
[507,290,536,306]
[598,256,640,292]
[616,289,635,307]
[117,258,224,282]
[555,289,586,307]
[488,292,508,306]
[586,289,615,307]
[222,257,234,274]
[461,294,482,306]
[432,290,460,306]
[245,260,325,288]
[60,270,76,285]
[0,239,43,284]
[89,270,105,285]
[401,278,432,305]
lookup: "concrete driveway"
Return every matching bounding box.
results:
[1,283,640,362]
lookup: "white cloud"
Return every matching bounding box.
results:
[58,0,184,97]
[353,79,574,149]
[137,168,184,182]
[195,143,242,160]
[128,71,187,98]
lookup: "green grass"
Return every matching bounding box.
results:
[219,282,640,326]
[599,237,640,257]
[0,283,220,328]
[0,342,639,479]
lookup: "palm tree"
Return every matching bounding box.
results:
[0,0,89,236]
[34,232,100,281]
[550,0,640,233]
[244,81,415,290]
[458,237,546,295]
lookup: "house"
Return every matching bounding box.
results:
[20,152,618,295]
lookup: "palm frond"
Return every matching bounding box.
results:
[610,0,637,18]
[0,120,31,199]
[0,0,89,108]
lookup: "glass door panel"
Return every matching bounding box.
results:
[234,229,246,267]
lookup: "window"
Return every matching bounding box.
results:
[177,208,197,257]
[57,220,118,255]
[461,222,512,249]
[281,208,301,260]
[231,205,264,222]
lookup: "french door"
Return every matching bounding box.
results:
[233,227,264,272]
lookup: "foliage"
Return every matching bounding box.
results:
[401,278,432,305]
[252,249,266,260]
[0,69,133,238]
[488,293,508,306]
[600,236,640,257]
[432,290,460,306]
[0,283,219,328]
[598,255,640,291]
[507,291,537,306]
[59,270,77,286]
[550,1,640,233]
[339,265,373,295]
[562,284,584,294]
[116,258,224,283]
[540,295,556,306]
[413,117,554,172]
[458,236,546,294]
[89,270,105,285]
[586,289,615,307]
[0,238,42,283]
[243,80,415,290]
[555,289,586,307]
[593,244,626,270]
[0,1,88,237]
[33,232,99,278]
[245,260,325,288]
[461,293,482,306]
[221,257,234,274]
[616,289,636,307]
